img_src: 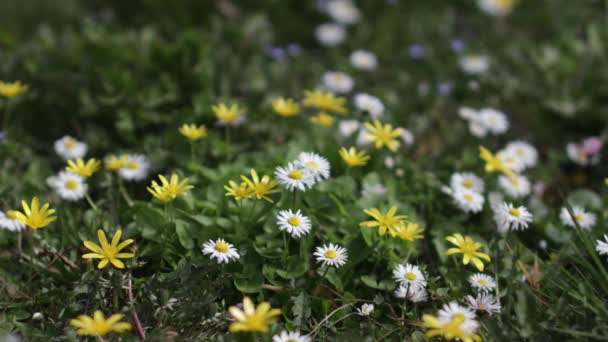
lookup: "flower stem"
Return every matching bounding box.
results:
[118,178,134,207]
[127,271,146,340]
[85,193,99,211]
[2,98,12,132]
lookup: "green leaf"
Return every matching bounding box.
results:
[175,219,194,249]
[292,292,311,330]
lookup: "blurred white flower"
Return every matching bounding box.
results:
[326,0,360,24]
[54,135,87,160]
[350,50,378,70]
[465,293,502,315]
[559,206,596,230]
[322,71,354,94]
[505,141,538,169]
[354,93,384,118]
[47,171,88,201]
[119,154,151,181]
[478,0,516,16]
[596,235,608,256]
[316,23,346,47]
[493,202,533,233]
[450,172,485,193]
[451,187,485,213]
[478,108,509,135]
[338,120,360,137]
[459,54,490,74]
[498,174,531,198]
[357,303,374,316]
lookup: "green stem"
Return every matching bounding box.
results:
[2,98,12,132]
[118,178,134,207]
[283,231,289,264]
[292,189,298,208]
[85,193,99,211]
[189,142,195,162]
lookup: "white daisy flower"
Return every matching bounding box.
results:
[119,154,151,181]
[451,187,485,213]
[272,331,311,342]
[275,162,315,192]
[201,238,240,264]
[559,207,596,230]
[350,50,378,71]
[322,71,354,94]
[458,107,478,121]
[392,263,426,289]
[276,209,312,238]
[596,235,608,256]
[450,172,485,193]
[0,210,26,232]
[355,127,371,146]
[497,149,525,173]
[468,120,488,138]
[498,174,531,198]
[465,293,502,315]
[326,0,360,25]
[394,284,428,303]
[316,23,346,47]
[478,0,515,16]
[469,273,497,293]
[353,93,384,118]
[314,243,348,268]
[47,171,88,201]
[437,302,479,334]
[297,152,331,183]
[493,202,533,233]
[357,303,374,316]
[459,54,490,75]
[338,120,360,137]
[478,108,509,135]
[505,141,538,169]
[488,191,505,212]
[54,135,87,160]
[400,129,415,146]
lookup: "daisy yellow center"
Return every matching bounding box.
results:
[453,313,465,321]
[516,148,525,156]
[65,139,77,148]
[288,216,300,226]
[127,161,139,170]
[215,241,229,253]
[463,193,474,202]
[6,210,18,219]
[574,214,584,222]
[478,303,486,310]
[324,250,337,259]
[478,279,488,285]
[404,272,417,280]
[286,339,299,342]
[509,208,520,217]
[289,169,303,180]
[65,179,78,190]
[462,180,474,189]
[510,177,520,185]
[306,161,319,169]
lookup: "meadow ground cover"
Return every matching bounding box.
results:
[1,0,608,341]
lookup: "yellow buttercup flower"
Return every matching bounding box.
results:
[70,310,132,336]
[309,112,335,126]
[303,89,347,114]
[395,222,424,241]
[272,98,300,117]
[105,154,128,171]
[82,229,135,269]
[224,180,254,200]
[212,103,244,124]
[179,124,208,141]
[423,313,481,342]
[360,206,408,237]
[479,146,515,178]
[147,174,193,202]
[15,197,57,230]
[66,158,101,177]
[339,147,370,167]
[363,120,402,152]
[0,81,28,97]
[445,233,491,271]
[228,297,282,333]
[240,169,280,203]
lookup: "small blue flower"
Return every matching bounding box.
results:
[450,39,465,52]
[437,81,453,96]
[286,43,302,56]
[265,46,286,60]
[408,44,426,59]
[0,131,5,141]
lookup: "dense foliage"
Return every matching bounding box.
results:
[1,1,607,341]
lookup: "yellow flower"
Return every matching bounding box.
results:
[395,222,424,241]
[15,197,57,230]
[240,169,280,203]
[147,174,193,202]
[212,103,244,124]
[363,120,402,152]
[0,81,28,97]
[105,154,128,171]
[479,146,515,178]
[228,297,282,333]
[445,233,491,271]
[423,313,481,342]
[272,98,300,117]
[179,123,208,141]
[224,180,254,200]
[66,158,101,177]
[360,206,408,237]
[82,229,135,269]
[339,147,370,167]
[70,310,132,336]
[309,112,335,126]
[303,89,347,114]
